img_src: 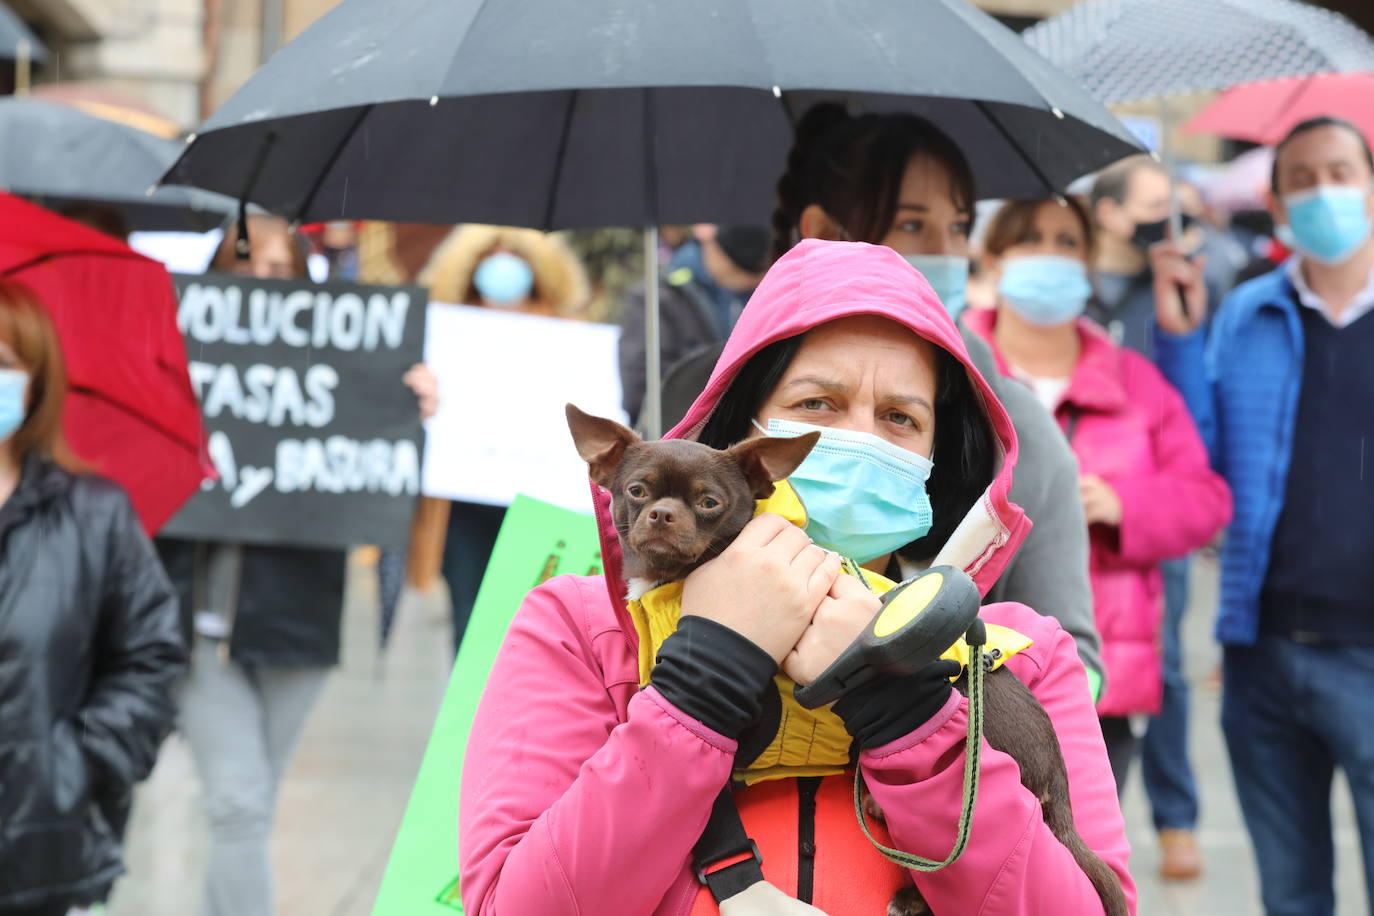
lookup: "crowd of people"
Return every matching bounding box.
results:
[2,91,1373,916]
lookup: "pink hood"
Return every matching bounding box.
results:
[593,239,1031,636]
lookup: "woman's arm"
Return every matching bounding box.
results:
[77,480,187,797]
[1099,357,1232,566]
[459,577,769,915]
[859,608,1136,915]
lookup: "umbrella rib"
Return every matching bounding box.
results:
[973,100,1057,197]
[541,89,579,232]
[295,104,374,223]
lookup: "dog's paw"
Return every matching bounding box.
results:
[888,885,933,916]
[862,791,887,822]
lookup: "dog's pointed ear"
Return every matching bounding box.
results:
[727,430,820,499]
[566,403,641,489]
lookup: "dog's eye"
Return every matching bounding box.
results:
[699,496,719,510]
[627,484,647,499]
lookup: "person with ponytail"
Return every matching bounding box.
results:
[769,103,1104,693]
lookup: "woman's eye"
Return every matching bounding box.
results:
[897,220,923,234]
[798,398,828,411]
[953,221,972,238]
[699,496,720,510]
[627,484,647,499]
[885,411,916,428]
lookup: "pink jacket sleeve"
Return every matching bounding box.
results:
[1100,356,1232,566]
[860,605,1137,915]
[459,576,733,915]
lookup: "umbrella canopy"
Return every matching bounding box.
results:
[0,2,45,64]
[161,0,1142,228]
[1022,0,1374,104]
[0,96,236,231]
[1186,71,1374,147]
[0,191,211,533]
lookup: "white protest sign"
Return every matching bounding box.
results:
[422,303,626,512]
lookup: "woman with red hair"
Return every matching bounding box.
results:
[0,279,186,915]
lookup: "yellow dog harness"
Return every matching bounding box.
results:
[627,481,1032,785]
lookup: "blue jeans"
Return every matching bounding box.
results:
[1142,556,1198,830]
[1222,635,1374,916]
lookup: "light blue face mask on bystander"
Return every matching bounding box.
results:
[1281,184,1374,265]
[0,369,28,443]
[903,254,970,320]
[753,417,934,563]
[998,254,1093,327]
[473,252,536,306]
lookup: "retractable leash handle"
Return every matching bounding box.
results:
[793,566,981,710]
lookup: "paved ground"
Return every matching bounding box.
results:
[109,552,1367,915]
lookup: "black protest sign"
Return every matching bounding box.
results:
[163,273,427,549]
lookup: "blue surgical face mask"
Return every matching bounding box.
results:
[903,254,969,320]
[753,417,934,562]
[998,254,1092,327]
[473,252,535,306]
[1282,184,1373,265]
[0,369,28,443]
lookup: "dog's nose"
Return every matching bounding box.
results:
[647,506,675,526]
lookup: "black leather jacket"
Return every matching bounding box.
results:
[0,457,186,908]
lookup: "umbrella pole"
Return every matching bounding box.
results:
[643,225,663,440]
[15,40,30,95]
[1158,97,1183,239]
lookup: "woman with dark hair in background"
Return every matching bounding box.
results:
[964,197,1231,799]
[767,103,1105,693]
[0,279,185,916]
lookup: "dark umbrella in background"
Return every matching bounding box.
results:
[161,0,1143,438]
[1023,0,1374,235]
[0,192,212,532]
[0,96,237,232]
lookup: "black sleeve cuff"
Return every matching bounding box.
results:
[649,616,778,740]
[831,659,961,750]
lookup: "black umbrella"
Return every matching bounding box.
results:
[0,96,235,232]
[0,2,45,64]
[163,0,1142,435]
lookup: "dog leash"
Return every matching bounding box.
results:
[853,620,987,872]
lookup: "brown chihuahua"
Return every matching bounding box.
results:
[566,404,1127,916]
[566,403,819,592]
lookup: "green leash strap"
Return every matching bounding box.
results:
[853,637,985,872]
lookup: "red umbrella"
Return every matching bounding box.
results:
[1186,72,1374,147]
[0,191,211,532]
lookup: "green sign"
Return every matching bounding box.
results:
[372,495,604,914]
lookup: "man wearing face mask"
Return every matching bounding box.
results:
[1090,155,1235,882]
[1090,156,1235,359]
[1155,116,1374,916]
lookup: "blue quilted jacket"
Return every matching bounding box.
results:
[1154,265,1305,646]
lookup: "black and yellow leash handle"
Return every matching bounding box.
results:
[793,565,988,872]
[794,566,982,709]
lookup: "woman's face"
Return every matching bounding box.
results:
[230,217,299,280]
[753,315,938,459]
[991,201,1089,272]
[874,154,973,259]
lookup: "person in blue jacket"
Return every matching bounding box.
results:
[1154,116,1374,916]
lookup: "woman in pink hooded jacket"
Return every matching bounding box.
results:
[460,239,1136,914]
[963,197,1232,794]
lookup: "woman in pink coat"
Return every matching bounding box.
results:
[963,198,1232,794]
[460,239,1136,914]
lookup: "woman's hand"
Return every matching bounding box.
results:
[1080,474,1123,526]
[404,363,439,421]
[682,514,840,665]
[782,572,882,687]
[1148,240,1208,335]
